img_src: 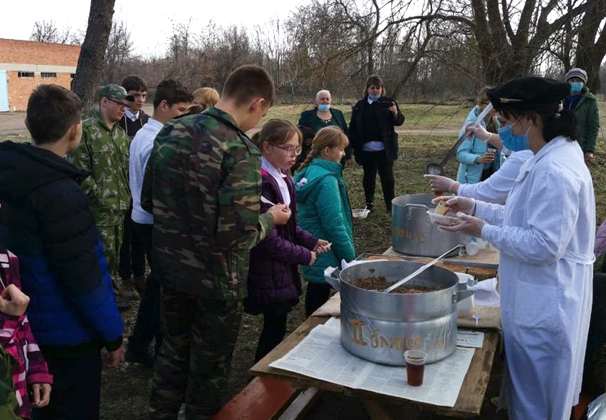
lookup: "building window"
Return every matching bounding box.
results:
[41,72,57,78]
[18,72,34,78]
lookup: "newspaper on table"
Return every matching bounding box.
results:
[270,317,475,407]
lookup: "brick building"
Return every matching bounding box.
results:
[0,38,80,112]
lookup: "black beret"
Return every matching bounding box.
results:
[487,77,570,114]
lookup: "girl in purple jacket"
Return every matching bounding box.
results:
[246,119,330,362]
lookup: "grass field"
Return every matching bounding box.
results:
[1,102,604,418]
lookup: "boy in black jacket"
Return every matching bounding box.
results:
[0,84,124,420]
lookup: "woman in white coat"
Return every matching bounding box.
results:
[437,77,595,420]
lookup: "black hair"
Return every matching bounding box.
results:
[500,108,577,142]
[26,84,82,145]
[153,79,193,109]
[121,75,148,92]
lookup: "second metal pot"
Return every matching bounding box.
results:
[392,193,470,257]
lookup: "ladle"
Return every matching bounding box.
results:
[384,244,463,293]
[425,103,494,176]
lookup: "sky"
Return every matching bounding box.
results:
[1,0,308,55]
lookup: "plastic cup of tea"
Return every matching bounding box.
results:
[404,350,427,386]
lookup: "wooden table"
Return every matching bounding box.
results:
[250,316,500,418]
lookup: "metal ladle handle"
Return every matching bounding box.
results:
[384,244,463,293]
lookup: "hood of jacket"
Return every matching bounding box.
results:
[0,141,89,201]
[294,158,343,202]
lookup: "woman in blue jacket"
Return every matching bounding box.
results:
[456,87,502,184]
[295,127,356,317]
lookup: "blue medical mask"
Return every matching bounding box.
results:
[570,82,583,94]
[498,123,529,151]
[368,93,381,101]
[318,104,331,112]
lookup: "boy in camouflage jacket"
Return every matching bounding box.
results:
[70,84,138,308]
[144,66,291,419]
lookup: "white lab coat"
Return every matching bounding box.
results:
[457,150,533,204]
[475,137,595,420]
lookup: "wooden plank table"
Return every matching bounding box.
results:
[250,316,500,418]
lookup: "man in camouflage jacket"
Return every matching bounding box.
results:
[143,65,290,420]
[70,84,137,308]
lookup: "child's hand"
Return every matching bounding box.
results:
[268,204,292,226]
[0,284,30,316]
[31,383,51,408]
[314,240,331,254]
[308,251,317,266]
[105,345,126,367]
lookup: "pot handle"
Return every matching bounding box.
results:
[324,266,341,291]
[404,203,428,210]
[453,289,474,303]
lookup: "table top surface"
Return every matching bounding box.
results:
[250,315,500,417]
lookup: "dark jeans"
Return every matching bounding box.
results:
[361,151,395,209]
[118,207,146,280]
[34,347,101,420]
[255,305,289,363]
[128,222,161,354]
[305,282,332,318]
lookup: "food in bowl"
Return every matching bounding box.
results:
[427,210,462,227]
[352,208,370,219]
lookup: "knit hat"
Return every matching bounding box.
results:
[564,68,588,83]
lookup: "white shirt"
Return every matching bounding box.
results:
[261,157,290,206]
[125,108,140,122]
[476,137,595,419]
[457,150,533,204]
[129,118,163,224]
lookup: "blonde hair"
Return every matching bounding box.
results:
[251,119,302,151]
[296,126,349,172]
[192,87,220,111]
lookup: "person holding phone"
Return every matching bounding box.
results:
[349,75,405,212]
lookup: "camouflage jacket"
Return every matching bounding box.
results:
[70,109,130,226]
[142,107,274,300]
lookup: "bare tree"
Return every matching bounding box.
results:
[30,20,81,45]
[71,0,117,112]
[575,0,606,91]
[103,20,134,83]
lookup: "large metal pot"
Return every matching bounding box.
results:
[392,193,470,257]
[325,260,473,365]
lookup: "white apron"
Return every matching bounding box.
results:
[476,137,595,420]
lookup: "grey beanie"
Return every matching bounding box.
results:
[565,68,588,83]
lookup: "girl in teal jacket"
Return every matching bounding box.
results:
[294,127,356,316]
[456,88,502,184]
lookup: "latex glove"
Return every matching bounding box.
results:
[31,383,51,408]
[423,174,458,194]
[432,196,476,215]
[464,122,491,142]
[440,213,486,237]
[0,285,29,316]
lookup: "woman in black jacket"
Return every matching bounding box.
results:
[297,90,351,170]
[349,75,405,212]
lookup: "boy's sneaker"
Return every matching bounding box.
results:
[365,202,374,211]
